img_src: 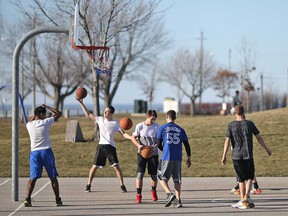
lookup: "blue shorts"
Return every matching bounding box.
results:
[30,148,58,179]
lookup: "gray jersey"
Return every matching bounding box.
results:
[132,122,160,155]
[226,120,259,160]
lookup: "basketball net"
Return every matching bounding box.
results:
[85,48,113,78]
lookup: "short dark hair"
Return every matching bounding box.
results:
[147,110,157,118]
[108,105,115,114]
[34,106,46,116]
[166,110,176,120]
[234,105,245,115]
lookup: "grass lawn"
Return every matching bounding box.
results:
[0,108,287,177]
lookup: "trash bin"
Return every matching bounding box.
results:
[134,100,147,113]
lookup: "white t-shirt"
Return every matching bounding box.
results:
[96,116,121,148]
[132,122,160,154]
[26,117,54,151]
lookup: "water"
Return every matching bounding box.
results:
[0,103,163,117]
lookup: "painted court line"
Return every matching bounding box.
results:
[0,179,10,186]
[8,180,51,216]
[211,198,233,206]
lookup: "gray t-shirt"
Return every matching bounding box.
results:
[132,122,160,155]
[226,120,259,160]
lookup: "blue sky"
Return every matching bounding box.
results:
[157,0,288,99]
[2,0,288,105]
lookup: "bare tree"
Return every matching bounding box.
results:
[163,49,216,116]
[1,1,89,111]
[0,20,35,103]
[9,0,168,142]
[238,38,257,112]
[280,93,287,107]
[135,64,162,109]
[31,34,90,111]
[212,69,238,103]
[79,0,168,114]
[15,0,167,115]
[3,22,90,111]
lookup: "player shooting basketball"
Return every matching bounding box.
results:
[76,97,132,193]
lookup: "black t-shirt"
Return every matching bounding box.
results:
[226,120,259,160]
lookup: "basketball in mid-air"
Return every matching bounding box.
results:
[76,87,87,100]
[119,117,133,130]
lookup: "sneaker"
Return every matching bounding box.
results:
[165,193,176,207]
[173,198,183,208]
[56,197,63,206]
[135,194,142,203]
[151,190,158,201]
[85,184,91,192]
[23,197,32,207]
[121,185,127,193]
[231,200,248,209]
[243,195,255,208]
[251,188,262,194]
[229,188,240,194]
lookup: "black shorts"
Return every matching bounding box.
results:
[233,158,255,182]
[137,154,159,175]
[93,144,119,167]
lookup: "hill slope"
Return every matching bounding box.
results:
[0,108,287,177]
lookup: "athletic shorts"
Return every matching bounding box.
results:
[233,158,255,182]
[29,148,58,180]
[137,154,159,175]
[157,160,182,183]
[93,144,119,167]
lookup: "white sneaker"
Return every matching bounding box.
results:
[229,188,240,194]
[243,195,255,208]
[231,200,248,209]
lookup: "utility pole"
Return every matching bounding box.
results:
[198,31,206,114]
[260,73,263,111]
[227,49,232,103]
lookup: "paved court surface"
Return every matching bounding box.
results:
[1,177,288,216]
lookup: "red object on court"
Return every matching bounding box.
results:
[76,87,87,100]
[119,117,133,130]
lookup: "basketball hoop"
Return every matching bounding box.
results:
[71,2,112,77]
[75,45,113,78]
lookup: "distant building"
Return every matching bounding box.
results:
[163,98,179,114]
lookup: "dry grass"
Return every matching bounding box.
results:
[0,108,287,177]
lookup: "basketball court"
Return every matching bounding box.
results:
[1,177,288,216]
[5,2,288,216]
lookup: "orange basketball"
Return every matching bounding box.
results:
[119,117,133,130]
[76,87,87,100]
